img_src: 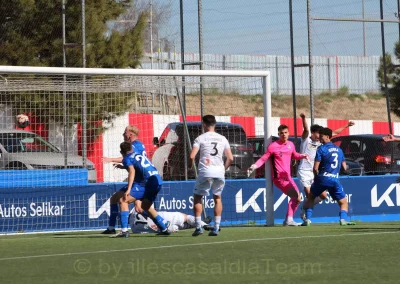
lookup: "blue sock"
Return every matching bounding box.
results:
[120,211,129,231]
[152,215,167,231]
[305,208,313,220]
[339,210,348,221]
[109,204,119,228]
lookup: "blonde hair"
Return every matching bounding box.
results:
[126,125,140,136]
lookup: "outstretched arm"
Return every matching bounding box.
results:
[254,150,271,168]
[332,121,355,137]
[292,150,309,161]
[300,113,309,140]
[383,134,400,142]
[103,156,123,163]
[247,147,272,177]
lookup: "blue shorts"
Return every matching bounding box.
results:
[143,176,162,202]
[120,183,145,200]
[311,178,346,201]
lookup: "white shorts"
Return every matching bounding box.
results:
[194,177,225,196]
[298,169,314,188]
[158,212,185,231]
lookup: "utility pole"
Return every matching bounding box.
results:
[81,0,87,168]
[150,0,153,69]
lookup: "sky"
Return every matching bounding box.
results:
[155,0,400,57]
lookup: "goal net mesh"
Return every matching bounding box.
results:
[0,69,271,233]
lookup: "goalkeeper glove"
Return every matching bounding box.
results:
[301,154,311,164]
[247,164,258,177]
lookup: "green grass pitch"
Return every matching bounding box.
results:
[0,223,399,284]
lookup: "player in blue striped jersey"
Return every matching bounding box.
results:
[113,141,170,237]
[302,127,355,226]
[102,125,147,234]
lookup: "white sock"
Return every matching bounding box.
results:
[121,228,128,232]
[287,216,294,222]
[108,226,115,230]
[186,215,196,226]
[195,217,202,229]
[215,216,221,230]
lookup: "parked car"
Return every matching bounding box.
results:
[249,135,363,178]
[331,134,400,175]
[0,130,96,182]
[151,122,254,180]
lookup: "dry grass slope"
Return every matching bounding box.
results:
[180,91,398,122]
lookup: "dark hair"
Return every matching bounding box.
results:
[120,141,132,155]
[310,124,322,133]
[319,127,333,138]
[278,124,289,132]
[202,115,217,127]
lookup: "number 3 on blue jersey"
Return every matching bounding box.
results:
[331,153,338,169]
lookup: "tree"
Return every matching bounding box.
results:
[0,0,147,68]
[377,42,400,117]
[115,0,174,54]
[0,0,148,138]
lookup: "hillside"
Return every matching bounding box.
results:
[182,92,398,122]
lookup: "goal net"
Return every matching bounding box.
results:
[0,66,272,234]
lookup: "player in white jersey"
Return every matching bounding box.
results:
[190,115,233,237]
[298,113,354,220]
[129,211,212,234]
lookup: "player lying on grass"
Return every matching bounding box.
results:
[247,124,309,226]
[130,211,213,234]
[301,127,355,226]
[113,141,171,238]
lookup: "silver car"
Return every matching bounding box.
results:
[0,130,96,182]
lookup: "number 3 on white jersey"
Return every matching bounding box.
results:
[331,153,338,169]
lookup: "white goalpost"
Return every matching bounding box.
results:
[0,65,274,234]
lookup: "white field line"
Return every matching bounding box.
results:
[0,237,39,241]
[0,230,398,261]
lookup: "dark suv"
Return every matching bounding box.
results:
[249,135,363,178]
[331,134,400,175]
[151,122,254,180]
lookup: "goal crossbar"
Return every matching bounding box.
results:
[0,65,269,78]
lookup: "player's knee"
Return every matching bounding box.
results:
[111,191,123,204]
[337,196,348,205]
[291,196,300,204]
[287,188,299,199]
[213,194,221,201]
[193,194,203,203]
[110,195,119,204]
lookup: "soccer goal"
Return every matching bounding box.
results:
[0,65,273,234]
